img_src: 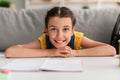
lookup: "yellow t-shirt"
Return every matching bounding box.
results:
[38,31,83,50]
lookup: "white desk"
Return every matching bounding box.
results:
[0,52,120,80]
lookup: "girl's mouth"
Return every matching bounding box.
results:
[55,40,66,44]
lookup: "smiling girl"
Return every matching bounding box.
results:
[5,6,116,58]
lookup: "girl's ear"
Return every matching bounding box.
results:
[45,27,48,35]
[72,27,75,33]
[71,27,75,36]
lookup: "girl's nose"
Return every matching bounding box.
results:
[56,30,63,39]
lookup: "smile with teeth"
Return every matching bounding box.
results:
[55,40,66,44]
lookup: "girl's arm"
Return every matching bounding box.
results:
[71,36,116,57]
[4,40,46,58]
[4,40,71,58]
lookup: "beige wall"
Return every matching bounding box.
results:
[9,0,25,9]
[8,0,120,9]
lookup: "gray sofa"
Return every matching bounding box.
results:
[0,7,120,52]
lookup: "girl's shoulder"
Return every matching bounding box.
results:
[74,31,83,36]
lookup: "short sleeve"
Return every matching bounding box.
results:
[74,31,84,50]
[38,34,46,49]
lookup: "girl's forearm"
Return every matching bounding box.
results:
[76,45,116,57]
[5,47,49,58]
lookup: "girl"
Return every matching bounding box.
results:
[5,6,116,58]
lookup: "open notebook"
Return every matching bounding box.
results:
[1,58,83,72]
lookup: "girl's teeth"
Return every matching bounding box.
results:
[56,41,63,43]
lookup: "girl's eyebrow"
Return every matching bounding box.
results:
[49,25,56,28]
[64,25,71,27]
[49,25,71,28]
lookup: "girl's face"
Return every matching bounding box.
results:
[45,17,74,48]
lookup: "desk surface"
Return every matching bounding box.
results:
[0,52,120,80]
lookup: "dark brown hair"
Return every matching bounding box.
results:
[45,6,76,28]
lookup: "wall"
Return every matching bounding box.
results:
[8,0,119,9]
[9,0,25,9]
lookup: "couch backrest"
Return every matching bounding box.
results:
[0,7,120,51]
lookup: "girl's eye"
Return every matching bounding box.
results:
[50,28,57,31]
[63,28,69,31]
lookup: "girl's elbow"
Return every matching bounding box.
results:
[4,47,15,58]
[110,46,116,56]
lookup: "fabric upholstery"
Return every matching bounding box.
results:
[0,7,120,51]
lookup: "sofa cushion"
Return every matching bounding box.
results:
[0,8,47,51]
[0,7,120,51]
[73,8,120,43]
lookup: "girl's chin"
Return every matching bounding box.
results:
[52,43,68,48]
[54,46,66,49]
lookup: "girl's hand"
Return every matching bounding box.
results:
[47,46,78,57]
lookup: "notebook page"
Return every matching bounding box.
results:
[1,59,46,71]
[40,58,83,72]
